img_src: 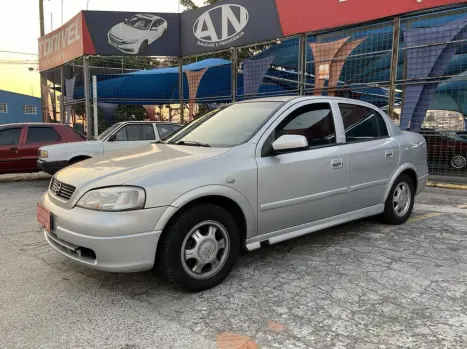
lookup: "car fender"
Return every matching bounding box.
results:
[154,185,257,239]
[66,152,95,162]
[383,162,418,201]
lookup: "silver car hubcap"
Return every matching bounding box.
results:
[181,221,230,279]
[451,155,466,169]
[393,182,411,217]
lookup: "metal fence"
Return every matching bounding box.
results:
[40,5,467,179]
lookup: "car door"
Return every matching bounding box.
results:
[21,125,63,171]
[336,102,399,209]
[0,126,24,173]
[148,19,162,43]
[103,123,156,154]
[256,100,348,235]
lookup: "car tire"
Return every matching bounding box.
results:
[451,154,467,169]
[158,203,240,292]
[139,40,148,54]
[380,174,415,225]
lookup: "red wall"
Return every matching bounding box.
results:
[276,0,467,36]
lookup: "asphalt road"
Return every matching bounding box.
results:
[1,177,467,349]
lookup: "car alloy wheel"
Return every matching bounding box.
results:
[451,155,467,169]
[181,220,230,280]
[393,181,411,217]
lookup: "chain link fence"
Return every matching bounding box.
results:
[39,5,467,179]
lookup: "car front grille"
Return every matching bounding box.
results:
[49,178,76,201]
[109,33,124,44]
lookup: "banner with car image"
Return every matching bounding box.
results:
[82,11,181,57]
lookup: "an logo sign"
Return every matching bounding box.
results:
[54,181,62,196]
[193,4,249,48]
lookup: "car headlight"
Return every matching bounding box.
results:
[39,150,48,158]
[77,186,146,212]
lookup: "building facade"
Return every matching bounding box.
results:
[0,90,42,125]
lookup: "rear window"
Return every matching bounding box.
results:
[26,127,62,144]
[68,126,86,140]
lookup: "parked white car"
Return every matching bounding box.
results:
[108,14,168,54]
[37,121,181,175]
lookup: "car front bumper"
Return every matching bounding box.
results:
[108,34,139,53]
[40,192,166,272]
[37,159,68,175]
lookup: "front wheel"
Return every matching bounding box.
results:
[138,40,148,54]
[451,154,466,169]
[380,174,415,225]
[158,203,240,292]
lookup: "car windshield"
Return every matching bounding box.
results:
[125,16,152,30]
[96,123,122,141]
[164,102,282,147]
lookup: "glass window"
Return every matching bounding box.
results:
[114,124,155,141]
[273,103,336,148]
[165,102,282,147]
[97,123,122,141]
[339,104,389,142]
[0,103,7,113]
[26,127,61,144]
[22,105,37,114]
[157,124,181,140]
[115,127,128,141]
[127,124,155,141]
[0,128,21,145]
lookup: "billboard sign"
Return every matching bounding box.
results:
[276,0,467,36]
[82,11,181,57]
[181,0,283,55]
[38,13,84,71]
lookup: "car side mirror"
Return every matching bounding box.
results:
[272,135,308,153]
[108,134,116,142]
[124,18,128,23]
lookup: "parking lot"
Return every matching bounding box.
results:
[1,177,467,349]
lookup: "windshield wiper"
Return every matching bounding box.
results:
[173,140,211,147]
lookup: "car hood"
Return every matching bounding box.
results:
[110,23,143,41]
[55,143,230,192]
[40,140,102,151]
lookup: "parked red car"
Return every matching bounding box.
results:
[0,123,85,174]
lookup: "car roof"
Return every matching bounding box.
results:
[121,121,180,125]
[0,122,64,128]
[135,13,161,20]
[237,95,383,107]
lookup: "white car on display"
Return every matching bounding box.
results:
[37,121,181,175]
[108,14,168,54]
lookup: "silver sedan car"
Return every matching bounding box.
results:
[37,96,428,291]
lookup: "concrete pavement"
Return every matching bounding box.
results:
[1,179,467,349]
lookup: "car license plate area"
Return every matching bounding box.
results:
[37,203,52,233]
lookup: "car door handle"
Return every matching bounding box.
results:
[9,147,18,151]
[385,150,394,158]
[331,158,343,169]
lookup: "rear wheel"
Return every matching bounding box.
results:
[380,174,415,225]
[158,203,240,292]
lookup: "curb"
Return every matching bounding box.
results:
[427,181,467,190]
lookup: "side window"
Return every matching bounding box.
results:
[339,103,389,142]
[115,127,128,141]
[0,128,22,145]
[273,103,336,149]
[115,125,155,141]
[26,127,61,144]
[157,124,181,140]
[151,20,158,29]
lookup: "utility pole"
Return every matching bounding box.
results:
[39,0,45,36]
